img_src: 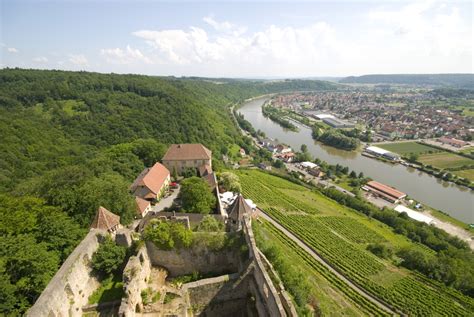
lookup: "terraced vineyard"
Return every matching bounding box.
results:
[259,220,391,316]
[318,216,387,243]
[238,170,474,316]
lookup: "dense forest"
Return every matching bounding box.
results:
[340,74,474,89]
[0,68,336,314]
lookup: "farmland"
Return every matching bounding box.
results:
[418,152,474,169]
[238,169,474,316]
[378,141,439,156]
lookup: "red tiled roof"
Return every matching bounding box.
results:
[90,206,120,231]
[135,196,150,215]
[131,162,170,195]
[366,181,406,200]
[162,144,212,161]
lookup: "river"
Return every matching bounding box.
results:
[238,97,474,224]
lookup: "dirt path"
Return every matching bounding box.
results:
[423,212,474,250]
[258,210,399,316]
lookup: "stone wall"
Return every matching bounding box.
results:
[145,240,239,277]
[242,218,288,317]
[27,229,105,317]
[118,247,152,317]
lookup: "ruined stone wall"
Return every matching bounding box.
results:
[145,240,239,277]
[242,218,288,317]
[118,247,152,317]
[183,273,249,315]
[27,229,105,317]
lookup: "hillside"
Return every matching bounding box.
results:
[240,170,474,316]
[339,73,474,88]
[0,68,337,314]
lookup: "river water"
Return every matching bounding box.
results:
[239,97,474,224]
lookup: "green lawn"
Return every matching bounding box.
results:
[418,152,474,169]
[378,142,439,156]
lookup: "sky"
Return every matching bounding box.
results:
[0,0,472,78]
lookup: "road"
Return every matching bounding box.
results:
[152,185,180,212]
[258,210,398,316]
[285,163,355,197]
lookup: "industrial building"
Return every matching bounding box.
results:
[322,117,355,129]
[362,180,406,203]
[364,146,400,161]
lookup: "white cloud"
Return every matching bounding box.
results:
[7,47,18,53]
[69,54,88,66]
[203,16,247,36]
[132,21,340,73]
[100,45,152,65]
[33,56,48,63]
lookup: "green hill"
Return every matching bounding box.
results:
[340,73,474,89]
[0,68,337,314]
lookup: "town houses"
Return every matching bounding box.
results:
[269,91,473,141]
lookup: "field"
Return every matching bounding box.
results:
[453,169,474,182]
[377,142,439,155]
[238,169,474,316]
[418,152,474,169]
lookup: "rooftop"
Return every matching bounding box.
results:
[162,144,212,161]
[366,181,406,200]
[130,162,170,195]
[90,206,120,231]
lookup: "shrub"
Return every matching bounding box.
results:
[91,236,126,275]
[196,215,224,232]
[179,177,216,213]
[144,220,193,250]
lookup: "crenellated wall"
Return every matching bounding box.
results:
[27,229,105,317]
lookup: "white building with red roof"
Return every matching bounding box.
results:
[135,196,152,218]
[130,162,170,201]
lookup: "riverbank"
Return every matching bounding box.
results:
[235,96,474,239]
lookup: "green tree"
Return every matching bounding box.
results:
[366,243,393,259]
[408,152,419,163]
[300,144,308,152]
[196,215,224,232]
[77,173,135,226]
[219,172,242,192]
[144,220,193,250]
[179,177,216,213]
[91,236,126,276]
[131,138,167,167]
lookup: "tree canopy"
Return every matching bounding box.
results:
[179,177,216,213]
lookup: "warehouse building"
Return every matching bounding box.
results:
[322,117,355,129]
[362,180,406,203]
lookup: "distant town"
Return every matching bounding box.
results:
[270,91,473,141]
